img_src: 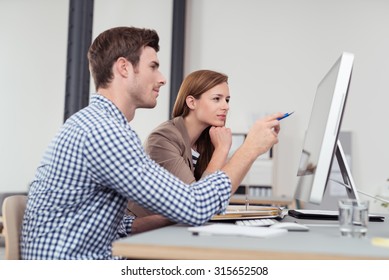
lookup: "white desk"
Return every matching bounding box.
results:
[112,215,389,260]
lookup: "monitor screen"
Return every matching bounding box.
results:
[295,52,355,204]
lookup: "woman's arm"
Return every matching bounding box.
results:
[201,126,232,178]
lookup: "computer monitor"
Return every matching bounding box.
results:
[294,52,359,205]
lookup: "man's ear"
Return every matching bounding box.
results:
[115,57,130,77]
[185,95,196,109]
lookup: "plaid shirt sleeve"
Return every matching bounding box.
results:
[84,117,231,226]
[118,215,135,236]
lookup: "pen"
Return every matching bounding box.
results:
[277,111,294,121]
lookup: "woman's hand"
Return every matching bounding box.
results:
[209,126,232,153]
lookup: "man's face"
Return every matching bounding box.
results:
[129,46,166,109]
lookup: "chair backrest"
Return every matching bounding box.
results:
[2,195,27,260]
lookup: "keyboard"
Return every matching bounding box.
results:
[235,218,279,227]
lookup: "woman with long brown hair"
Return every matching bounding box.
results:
[147,69,232,182]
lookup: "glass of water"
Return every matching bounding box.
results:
[338,199,369,238]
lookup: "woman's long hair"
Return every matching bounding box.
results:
[172,70,228,180]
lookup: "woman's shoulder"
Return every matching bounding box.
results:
[151,118,179,135]
[146,117,186,146]
[145,117,189,155]
[151,117,186,136]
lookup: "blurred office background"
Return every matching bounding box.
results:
[1,0,389,213]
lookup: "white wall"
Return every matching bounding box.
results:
[185,0,389,212]
[0,0,68,192]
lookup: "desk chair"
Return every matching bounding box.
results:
[2,195,27,260]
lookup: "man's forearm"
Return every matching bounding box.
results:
[131,215,175,234]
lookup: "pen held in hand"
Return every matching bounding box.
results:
[277,111,294,121]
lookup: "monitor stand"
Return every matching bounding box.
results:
[334,140,360,201]
[290,141,385,221]
[334,141,389,204]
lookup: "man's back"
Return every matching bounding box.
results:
[21,95,133,259]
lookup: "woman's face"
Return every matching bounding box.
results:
[190,82,230,127]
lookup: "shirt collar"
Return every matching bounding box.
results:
[90,94,129,126]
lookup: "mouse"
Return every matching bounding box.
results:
[270,222,309,232]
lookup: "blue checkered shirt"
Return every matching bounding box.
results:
[21,94,231,259]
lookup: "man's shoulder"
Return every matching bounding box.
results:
[64,104,121,138]
[66,105,101,127]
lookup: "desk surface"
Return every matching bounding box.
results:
[112,215,389,260]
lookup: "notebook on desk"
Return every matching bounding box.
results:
[288,209,385,222]
[211,205,284,221]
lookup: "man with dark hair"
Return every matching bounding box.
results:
[21,26,283,259]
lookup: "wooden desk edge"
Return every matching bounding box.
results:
[112,242,377,260]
